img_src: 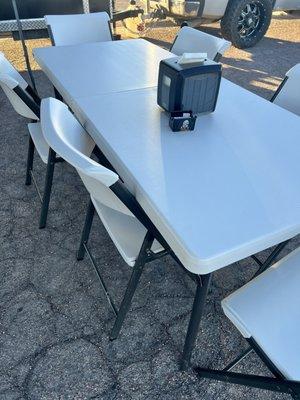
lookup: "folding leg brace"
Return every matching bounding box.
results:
[77,197,212,369]
[76,199,168,327]
[195,368,300,399]
[251,239,291,277]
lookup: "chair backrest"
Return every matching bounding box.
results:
[0,52,39,120]
[171,26,231,61]
[41,97,133,216]
[272,64,300,117]
[45,12,112,46]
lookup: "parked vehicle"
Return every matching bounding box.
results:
[0,0,299,48]
[124,0,299,48]
[146,0,300,48]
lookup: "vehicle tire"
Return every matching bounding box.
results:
[220,0,273,48]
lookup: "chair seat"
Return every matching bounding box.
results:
[222,247,300,381]
[28,122,49,164]
[92,197,164,267]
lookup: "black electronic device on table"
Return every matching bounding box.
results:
[157,55,222,132]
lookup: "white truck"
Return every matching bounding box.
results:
[157,0,300,48]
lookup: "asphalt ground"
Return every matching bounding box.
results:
[0,10,299,400]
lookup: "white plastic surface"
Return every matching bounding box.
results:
[73,83,300,274]
[92,199,163,266]
[273,63,300,117]
[33,39,172,103]
[0,74,38,120]
[222,247,300,381]
[41,97,163,265]
[35,39,300,275]
[41,98,132,217]
[28,122,49,164]
[41,98,116,184]
[0,52,38,120]
[45,12,112,46]
[0,52,28,90]
[172,26,231,60]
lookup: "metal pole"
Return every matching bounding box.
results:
[180,273,212,371]
[11,0,37,91]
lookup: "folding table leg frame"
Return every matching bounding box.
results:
[77,192,211,370]
[76,199,171,319]
[251,239,290,277]
[194,338,300,399]
[180,273,212,371]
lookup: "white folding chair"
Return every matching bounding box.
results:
[41,98,213,371]
[195,247,300,399]
[45,12,113,46]
[1,52,67,228]
[271,64,300,117]
[171,26,231,62]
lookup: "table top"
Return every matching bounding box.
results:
[34,39,300,274]
[33,39,172,103]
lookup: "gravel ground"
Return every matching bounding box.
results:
[0,11,299,400]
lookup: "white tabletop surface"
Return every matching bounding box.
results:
[74,83,300,274]
[34,39,300,274]
[33,39,172,102]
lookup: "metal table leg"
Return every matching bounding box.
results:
[181,273,212,371]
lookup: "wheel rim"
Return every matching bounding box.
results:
[237,2,264,38]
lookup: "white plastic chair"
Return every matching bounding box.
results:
[271,64,300,117]
[41,97,163,264]
[41,97,168,328]
[45,12,113,46]
[0,52,40,120]
[0,52,48,181]
[1,52,69,228]
[41,99,217,371]
[171,26,231,62]
[195,247,300,397]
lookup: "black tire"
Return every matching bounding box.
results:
[220,0,273,49]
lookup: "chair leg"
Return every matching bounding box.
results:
[53,86,63,101]
[39,148,56,229]
[195,368,300,398]
[25,135,35,186]
[180,273,212,371]
[253,239,290,278]
[77,199,95,261]
[110,231,154,340]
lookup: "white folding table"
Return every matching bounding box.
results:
[34,39,300,369]
[34,39,172,105]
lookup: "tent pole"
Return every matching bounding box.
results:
[11,0,37,90]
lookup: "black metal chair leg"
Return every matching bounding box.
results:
[180,273,212,371]
[39,148,56,229]
[25,135,35,185]
[77,199,95,261]
[110,231,154,340]
[253,239,290,278]
[53,86,63,101]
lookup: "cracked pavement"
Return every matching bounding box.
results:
[0,12,299,400]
